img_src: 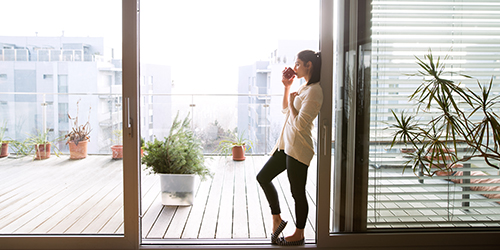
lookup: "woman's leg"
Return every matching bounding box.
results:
[285,155,309,241]
[256,150,287,233]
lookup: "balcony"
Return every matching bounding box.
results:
[1,154,499,239]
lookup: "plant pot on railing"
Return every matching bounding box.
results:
[0,142,8,158]
[34,143,51,160]
[68,140,88,160]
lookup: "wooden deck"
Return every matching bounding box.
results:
[141,156,317,240]
[0,155,317,241]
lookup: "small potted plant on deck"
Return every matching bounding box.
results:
[27,129,62,160]
[141,112,212,206]
[0,121,9,158]
[110,129,123,159]
[216,131,253,161]
[65,100,91,160]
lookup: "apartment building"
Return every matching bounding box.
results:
[0,36,170,154]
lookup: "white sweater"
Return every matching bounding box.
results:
[271,82,323,166]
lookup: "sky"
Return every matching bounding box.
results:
[1,0,320,94]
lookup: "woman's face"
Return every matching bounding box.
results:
[293,59,311,79]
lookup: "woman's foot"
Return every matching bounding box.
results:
[277,228,304,246]
[276,237,304,246]
[271,215,287,244]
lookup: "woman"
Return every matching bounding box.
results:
[257,50,323,246]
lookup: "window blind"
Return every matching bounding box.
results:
[369,0,500,229]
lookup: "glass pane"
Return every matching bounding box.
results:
[0,0,123,235]
[140,0,319,243]
[368,0,500,229]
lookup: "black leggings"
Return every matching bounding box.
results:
[256,150,309,229]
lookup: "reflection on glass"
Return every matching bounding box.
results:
[368,0,500,230]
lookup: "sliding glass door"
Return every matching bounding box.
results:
[139,0,321,244]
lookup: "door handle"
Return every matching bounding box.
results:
[126,97,133,138]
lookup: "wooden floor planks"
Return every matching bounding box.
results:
[141,155,318,241]
[0,155,317,242]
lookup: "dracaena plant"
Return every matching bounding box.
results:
[389,50,500,176]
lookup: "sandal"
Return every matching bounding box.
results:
[271,220,287,244]
[276,236,305,246]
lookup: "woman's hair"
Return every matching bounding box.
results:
[297,50,321,85]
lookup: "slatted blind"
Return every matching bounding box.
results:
[369,0,500,229]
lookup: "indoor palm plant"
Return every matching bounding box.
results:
[389,50,500,176]
[215,130,253,161]
[65,99,91,159]
[141,112,211,206]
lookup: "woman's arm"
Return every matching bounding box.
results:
[290,86,323,131]
[283,86,291,110]
[282,74,294,110]
[289,92,299,119]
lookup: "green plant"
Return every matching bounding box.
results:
[26,129,63,158]
[389,50,500,176]
[65,99,91,145]
[140,137,145,149]
[9,139,32,156]
[141,112,212,180]
[111,129,123,145]
[0,121,7,143]
[215,130,253,156]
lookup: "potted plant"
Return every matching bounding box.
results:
[216,131,253,161]
[64,100,91,160]
[0,121,8,158]
[141,112,212,206]
[27,129,62,160]
[389,50,500,176]
[110,129,123,159]
[8,139,32,159]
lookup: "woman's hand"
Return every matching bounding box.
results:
[282,68,295,88]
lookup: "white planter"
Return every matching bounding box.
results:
[159,173,196,206]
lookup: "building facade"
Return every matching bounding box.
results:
[0,36,170,154]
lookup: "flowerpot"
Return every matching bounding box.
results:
[141,148,144,157]
[232,145,246,161]
[0,142,8,158]
[400,148,415,154]
[111,145,123,159]
[68,140,88,160]
[34,143,51,160]
[159,174,196,206]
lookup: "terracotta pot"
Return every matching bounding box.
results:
[68,140,88,160]
[111,145,123,159]
[35,143,51,160]
[0,142,8,158]
[400,148,416,154]
[232,145,246,161]
[141,148,144,157]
